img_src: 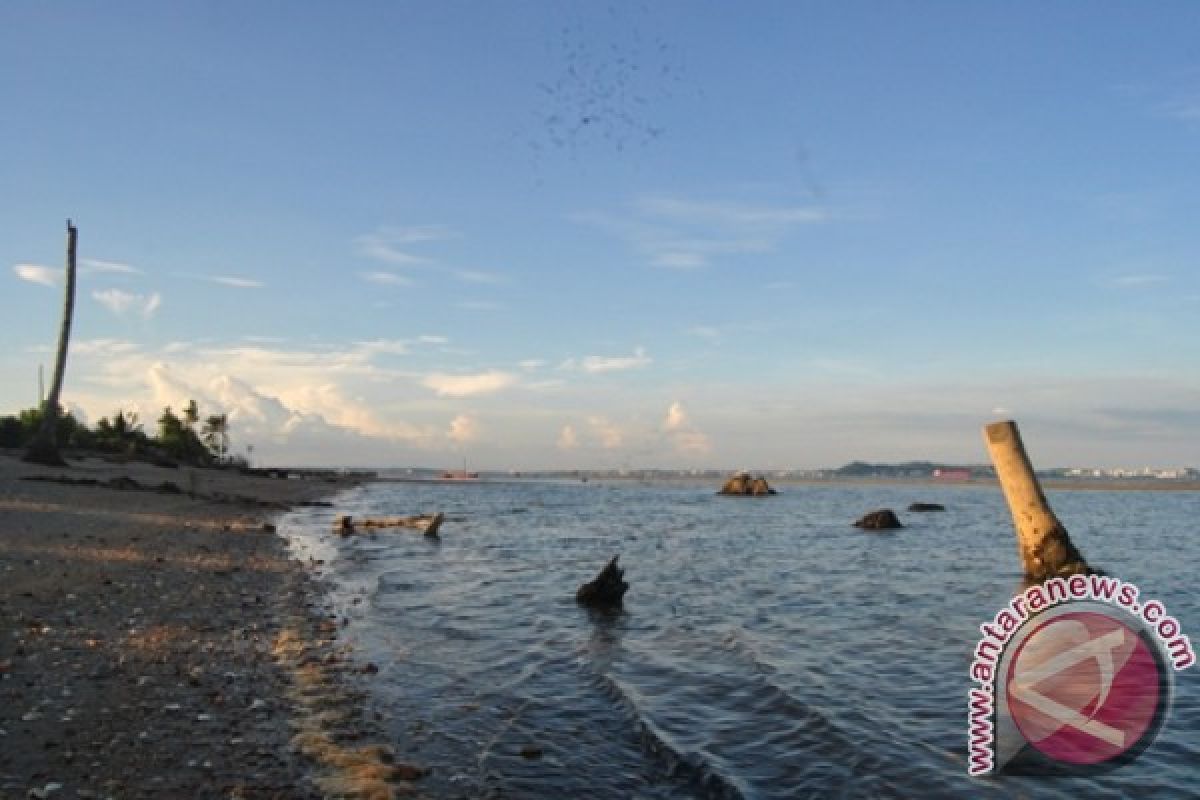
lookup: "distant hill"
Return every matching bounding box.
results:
[833,461,995,478]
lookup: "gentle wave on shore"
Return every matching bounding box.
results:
[282,481,1199,799]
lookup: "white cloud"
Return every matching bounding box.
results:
[455,269,506,284]
[447,413,479,444]
[580,346,651,374]
[587,416,625,449]
[1160,95,1200,122]
[91,289,160,316]
[557,424,579,450]
[210,275,264,288]
[14,264,60,286]
[1110,274,1168,287]
[652,251,707,270]
[637,195,829,227]
[419,334,449,345]
[354,225,453,265]
[519,359,546,370]
[353,339,410,357]
[663,400,712,455]
[143,292,162,317]
[92,288,162,318]
[664,401,689,432]
[422,370,517,397]
[360,270,412,286]
[82,258,141,275]
[73,338,141,356]
[575,193,830,270]
[686,325,721,341]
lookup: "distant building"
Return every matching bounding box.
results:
[933,468,971,482]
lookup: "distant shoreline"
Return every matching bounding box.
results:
[370,473,1200,492]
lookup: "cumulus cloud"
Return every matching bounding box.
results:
[92,288,162,318]
[664,401,689,432]
[557,424,578,450]
[13,264,60,286]
[587,416,624,449]
[421,370,517,397]
[447,414,479,444]
[663,400,711,454]
[141,363,435,464]
[580,346,651,374]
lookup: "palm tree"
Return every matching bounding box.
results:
[183,399,199,431]
[24,220,78,466]
[202,413,230,461]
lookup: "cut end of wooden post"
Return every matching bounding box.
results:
[984,419,1016,444]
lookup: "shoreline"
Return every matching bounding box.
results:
[0,452,419,800]
[568,475,1200,492]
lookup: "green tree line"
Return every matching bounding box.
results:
[1,399,233,467]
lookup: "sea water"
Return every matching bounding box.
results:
[281,480,1199,798]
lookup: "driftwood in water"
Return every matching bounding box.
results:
[335,512,444,537]
[718,472,777,496]
[576,555,629,608]
[854,509,903,530]
[983,420,1091,581]
[907,502,945,512]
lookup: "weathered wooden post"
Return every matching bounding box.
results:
[983,420,1091,581]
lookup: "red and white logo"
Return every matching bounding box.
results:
[1005,610,1165,767]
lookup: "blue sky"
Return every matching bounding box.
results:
[3,2,1198,469]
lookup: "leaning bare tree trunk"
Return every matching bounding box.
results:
[983,420,1091,582]
[24,220,78,467]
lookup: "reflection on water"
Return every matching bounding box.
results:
[282,481,1199,799]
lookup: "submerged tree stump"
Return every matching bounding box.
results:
[576,555,629,608]
[854,509,903,530]
[983,420,1091,581]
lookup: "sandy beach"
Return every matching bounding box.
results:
[0,452,421,800]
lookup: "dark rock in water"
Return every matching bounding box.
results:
[854,509,903,530]
[718,473,749,495]
[718,472,777,496]
[576,555,629,608]
[907,502,945,512]
[749,477,776,496]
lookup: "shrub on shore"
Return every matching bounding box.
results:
[0,399,235,468]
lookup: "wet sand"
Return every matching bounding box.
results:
[0,452,422,800]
